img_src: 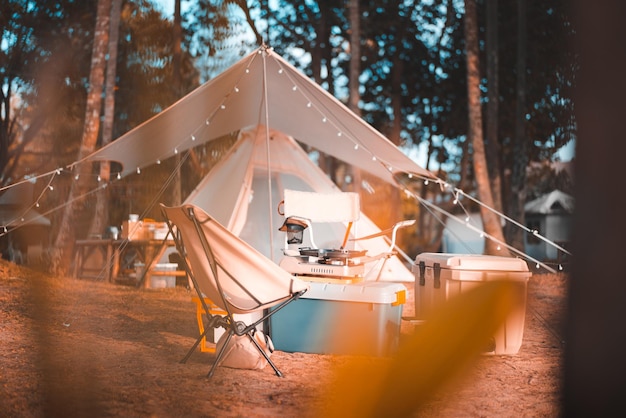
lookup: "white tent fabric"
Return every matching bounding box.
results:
[185,127,414,282]
[524,190,574,215]
[78,46,434,184]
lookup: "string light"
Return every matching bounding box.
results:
[117,173,121,180]
[136,167,141,174]
[48,185,54,191]
[371,156,377,161]
[156,159,161,164]
[205,119,210,125]
[292,85,297,91]
[322,117,327,123]
[354,144,359,150]
[220,104,226,109]
[307,102,312,107]
[191,135,196,141]
[174,148,178,154]
[75,174,80,180]
[337,132,342,137]
[278,69,283,74]
[234,87,239,93]
[97,175,101,182]
[424,179,429,185]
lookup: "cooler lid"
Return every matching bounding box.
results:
[301,281,406,304]
[414,252,529,273]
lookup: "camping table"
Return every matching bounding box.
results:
[72,238,116,281]
[73,238,185,287]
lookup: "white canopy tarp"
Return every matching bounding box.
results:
[78,46,434,184]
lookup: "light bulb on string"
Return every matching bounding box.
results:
[496,245,501,251]
[424,179,429,185]
[322,117,327,123]
[36,203,40,208]
[220,104,226,109]
[278,69,283,74]
[371,156,377,161]
[136,167,141,174]
[205,119,210,125]
[559,264,563,271]
[75,174,80,180]
[48,185,54,191]
[536,263,540,269]
[97,175,101,182]
[174,148,178,154]
[408,173,413,179]
[354,144,359,150]
[117,173,121,180]
[234,87,239,93]
[337,132,342,137]
[307,102,312,108]
[156,159,161,164]
[191,135,196,141]
[292,85,297,91]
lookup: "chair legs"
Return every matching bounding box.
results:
[207,329,283,379]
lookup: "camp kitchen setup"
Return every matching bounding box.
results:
[72,47,536,362]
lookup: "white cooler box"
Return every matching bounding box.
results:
[269,281,406,356]
[412,253,531,355]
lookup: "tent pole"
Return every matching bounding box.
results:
[262,50,275,262]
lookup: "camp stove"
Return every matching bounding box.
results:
[279,248,367,279]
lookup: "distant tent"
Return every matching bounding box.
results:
[0,183,51,264]
[525,190,574,261]
[441,212,485,254]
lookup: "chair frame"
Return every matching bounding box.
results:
[161,204,307,378]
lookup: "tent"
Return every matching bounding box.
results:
[185,126,414,281]
[80,46,436,281]
[524,190,574,261]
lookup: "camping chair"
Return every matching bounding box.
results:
[160,204,309,378]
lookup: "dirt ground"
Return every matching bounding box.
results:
[0,259,566,417]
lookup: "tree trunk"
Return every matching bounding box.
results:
[90,0,122,238]
[486,0,503,213]
[348,0,362,196]
[171,0,183,205]
[50,0,112,274]
[464,0,507,255]
[506,0,528,251]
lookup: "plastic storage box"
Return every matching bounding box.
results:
[150,263,178,288]
[269,281,406,356]
[412,252,531,355]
